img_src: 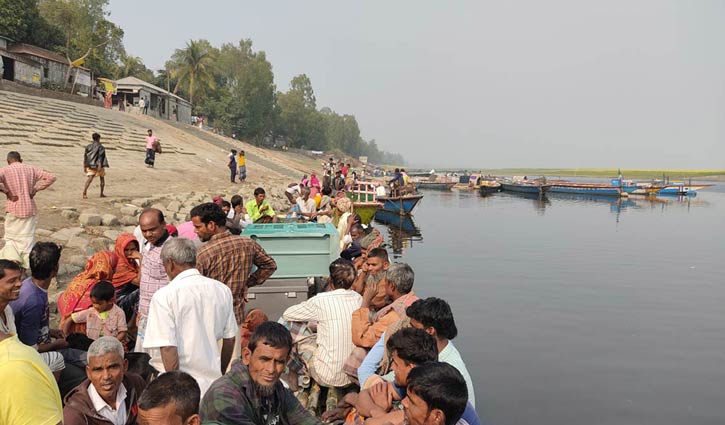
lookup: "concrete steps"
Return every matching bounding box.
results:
[0,90,202,161]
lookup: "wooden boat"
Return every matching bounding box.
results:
[345,181,383,224]
[548,177,640,197]
[478,181,501,195]
[500,180,551,195]
[374,209,420,233]
[376,193,424,215]
[414,181,456,191]
[631,180,712,196]
[657,182,712,196]
[548,182,627,197]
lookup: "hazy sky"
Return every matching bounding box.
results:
[108,0,725,169]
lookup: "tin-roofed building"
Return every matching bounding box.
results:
[114,76,192,123]
[1,39,92,95]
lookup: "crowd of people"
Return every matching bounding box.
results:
[0,145,479,425]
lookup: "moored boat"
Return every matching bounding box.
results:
[478,181,501,195]
[345,181,383,224]
[500,179,551,195]
[414,181,457,191]
[549,182,626,197]
[376,193,424,215]
[657,182,711,196]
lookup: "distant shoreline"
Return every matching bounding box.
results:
[436,169,725,180]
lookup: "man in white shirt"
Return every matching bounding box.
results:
[282,258,362,388]
[143,237,238,396]
[296,186,318,221]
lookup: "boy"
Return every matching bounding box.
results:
[62,281,127,344]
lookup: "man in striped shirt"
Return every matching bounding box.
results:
[134,209,171,353]
[0,151,56,268]
[282,258,362,388]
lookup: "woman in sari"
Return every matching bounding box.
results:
[112,234,142,322]
[57,250,118,334]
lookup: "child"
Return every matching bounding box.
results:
[63,280,127,344]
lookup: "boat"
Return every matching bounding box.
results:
[478,181,501,195]
[374,210,422,256]
[549,183,627,197]
[631,180,712,196]
[657,182,712,196]
[376,192,424,215]
[374,209,420,233]
[414,181,457,191]
[500,178,551,195]
[345,181,383,224]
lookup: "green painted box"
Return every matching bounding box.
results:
[242,223,339,279]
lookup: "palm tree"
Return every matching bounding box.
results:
[169,40,216,104]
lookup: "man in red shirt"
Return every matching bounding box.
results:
[0,151,56,268]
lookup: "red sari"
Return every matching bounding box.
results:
[57,251,118,334]
[111,233,139,290]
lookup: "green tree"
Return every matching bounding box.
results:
[168,39,217,104]
[0,0,65,50]
[205,40,277,144]
[113,52,154,81]
[275,74,326,149]
[39,0,124,83]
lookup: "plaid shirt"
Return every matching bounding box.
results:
[139,233,171,317]
[196,231,277,324]
[0,162,56,218]
[200,360,322,425]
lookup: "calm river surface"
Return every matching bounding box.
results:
[373,182,725,425]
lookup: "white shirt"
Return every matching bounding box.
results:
[283,288,362,387]
[439,341,476,408]
[143,268,238,395]
[0,305,15,334]
[88,382,127,425]
[296,198,317,215]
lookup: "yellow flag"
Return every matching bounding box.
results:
[71,58,85,67]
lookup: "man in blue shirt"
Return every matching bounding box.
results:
[10,242,66,379]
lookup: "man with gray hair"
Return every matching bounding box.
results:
[143,237,238,396]
[63,336,146,425]
[351,262,418,348]
[344,263,418,383]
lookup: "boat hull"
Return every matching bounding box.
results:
[549,185,623,197]
[376,194,424,215]
[500,182,550,194]
[415,182,456,191]
[353,202,382,224]
[478,183,501,195]
[374,209,419,233]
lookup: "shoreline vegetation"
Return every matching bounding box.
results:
[466,169,725,180]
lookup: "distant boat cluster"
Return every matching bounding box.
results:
[411,173,711,198]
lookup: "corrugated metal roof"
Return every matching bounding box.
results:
[7,43,68,64]
[115,76,191,105]
[0,50,43,68]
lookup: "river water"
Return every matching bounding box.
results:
[373,182,725,425]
